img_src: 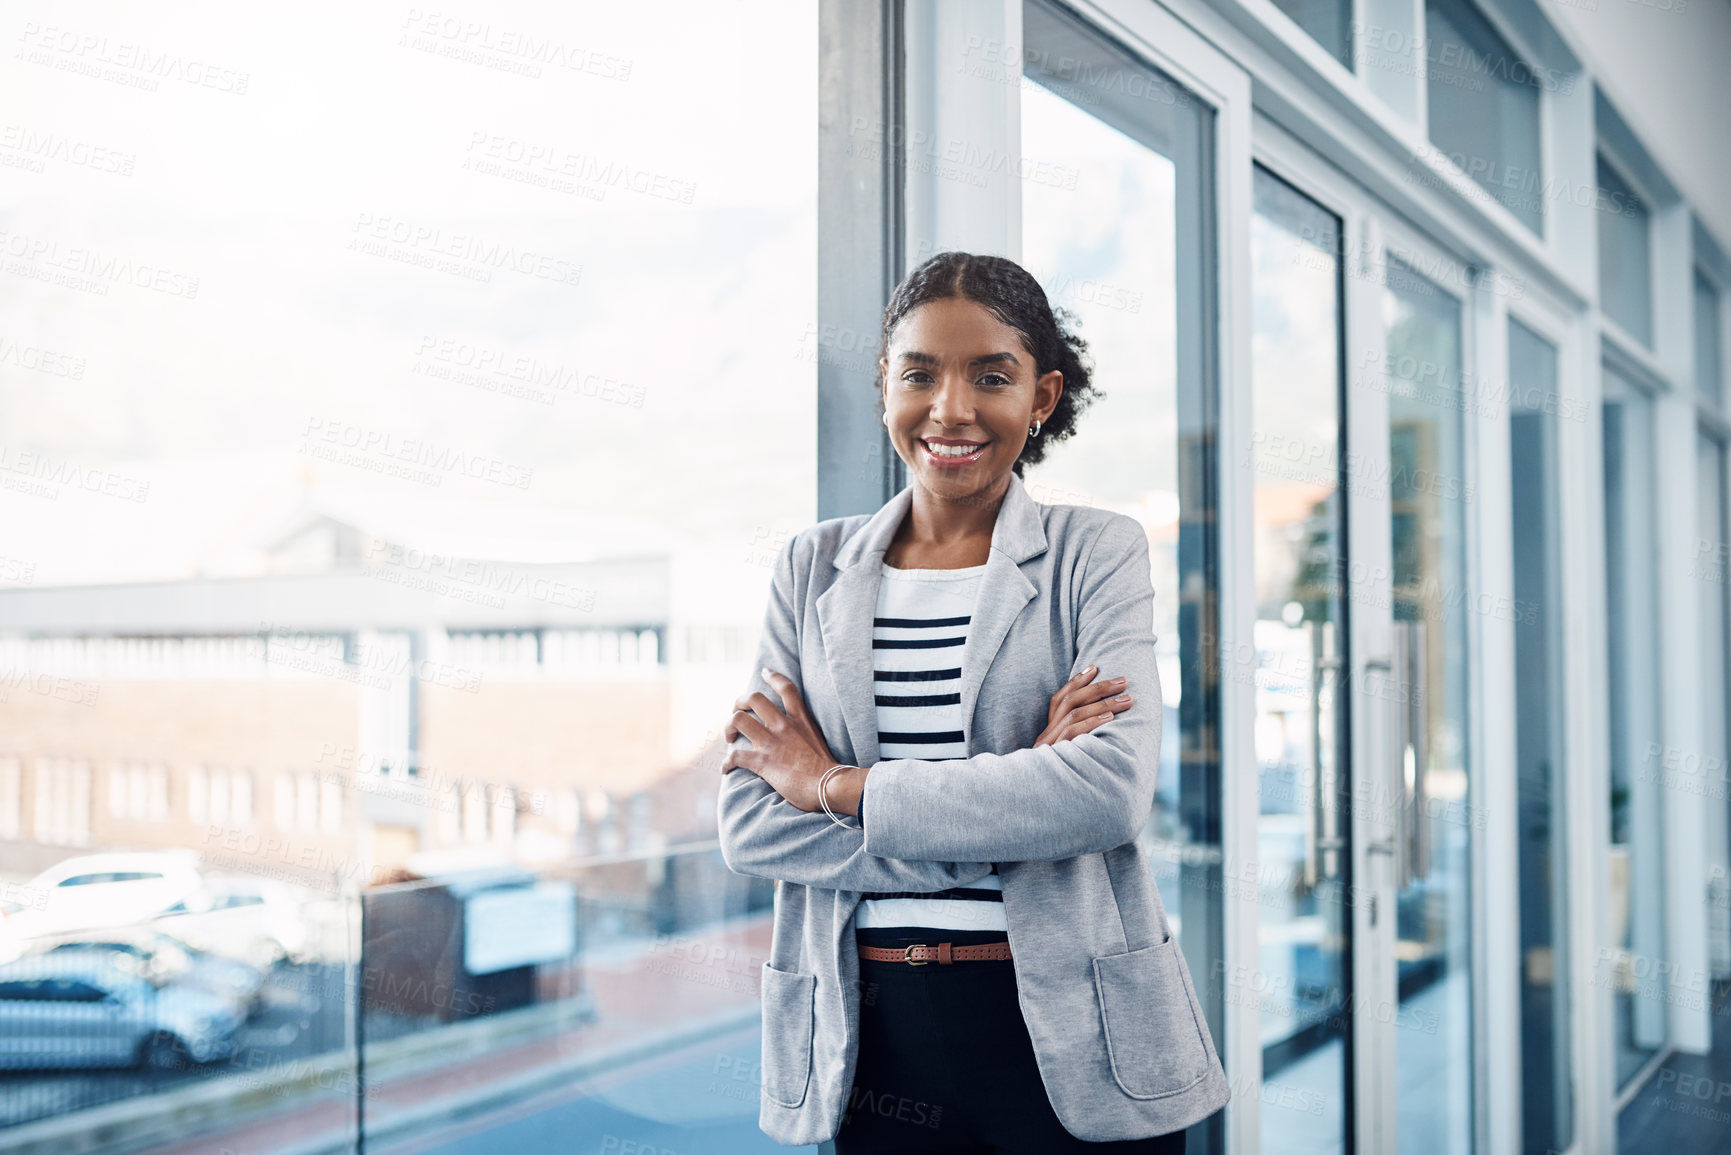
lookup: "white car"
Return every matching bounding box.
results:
[30,927,268,1019]
[0,851,205,964]
[154,874,311,970]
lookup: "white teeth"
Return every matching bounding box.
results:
[925,441,984,458]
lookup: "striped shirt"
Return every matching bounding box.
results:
[855,560,1006,932]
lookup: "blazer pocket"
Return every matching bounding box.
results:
[759,961,817,1108]
[1091,935,1212,1100]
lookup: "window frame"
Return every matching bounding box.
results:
[1418,0,1554,242]
[1594,144,1659,359]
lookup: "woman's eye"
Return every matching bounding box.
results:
[978,374,1011,388]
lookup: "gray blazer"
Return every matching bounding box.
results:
[718,470,1229,1145]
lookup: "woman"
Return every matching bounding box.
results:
[718,252,1228,1152]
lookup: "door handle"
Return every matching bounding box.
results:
[1406,622,1430,883]
[1303,623,1343,889]
[1363,653,1410,889]
[1393,621,1430,889]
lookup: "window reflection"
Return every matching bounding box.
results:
[1018,12,1224,1149]
[0,2,815,1148]
[1697,271,1724,405]
[1250,166,1349,1155]
[1596,156,1653,347]
[1508,319,1572,1154]
[1601,364,1667,1088]
[1383,259,1474,1155]
[1424,0,1544,233]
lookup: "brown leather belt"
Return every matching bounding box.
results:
[857,940,1012,965]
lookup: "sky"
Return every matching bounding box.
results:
[0,0,818,586]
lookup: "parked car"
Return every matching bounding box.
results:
[154,874,310,970]
[0,951,242,1071]
[0,851,204,962]
[30,927,267,1018]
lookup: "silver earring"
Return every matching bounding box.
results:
[882,413,889,427]
[1029,419,1042,437]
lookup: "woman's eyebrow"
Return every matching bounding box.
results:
[897,350,1022,367]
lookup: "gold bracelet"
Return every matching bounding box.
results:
[819,763,861,830]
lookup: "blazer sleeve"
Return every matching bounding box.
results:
[716,533,997,892]
[859,514,1162,863]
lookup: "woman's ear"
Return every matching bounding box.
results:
[1035,368,1064,425]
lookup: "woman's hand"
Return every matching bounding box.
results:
[1034,664,1133,747]
[721,668,854,814]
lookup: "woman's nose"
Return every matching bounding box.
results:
[931,375,974,425]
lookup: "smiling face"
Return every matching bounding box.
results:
[880,297,1063,504]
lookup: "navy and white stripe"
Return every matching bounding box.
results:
[856,560,1005,932]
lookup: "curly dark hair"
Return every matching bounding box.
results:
[875,250,1100,476]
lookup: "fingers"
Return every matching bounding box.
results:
[760,669,833,754]
[761,668,815,725]
[1051,664,1099,706]
[730,690,787,729]
[1062,675,1128,709]
[1035,686,1134,747]
[731,707,773,746]
[722,671,815,775]
[733,688,785,716]
[720,707,773,774]
[1056,709,1119,744]
[1073,678,1128,706]
[1064,664,1099,689]
[1066,693,1131,722]
[1051,670,1128,723]
[718,744,763,776]
[741,675,801,725]
[1056,694,1132,742]
[726,687,777,743]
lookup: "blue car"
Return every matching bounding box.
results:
[0,951,243,1071]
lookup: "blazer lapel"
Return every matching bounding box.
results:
[816,473,1048,765]
[960,500,1042,749]
[814,486,908,768]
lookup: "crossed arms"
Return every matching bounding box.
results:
[716,515,1162,891]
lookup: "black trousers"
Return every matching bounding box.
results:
[834,927,1189,1154]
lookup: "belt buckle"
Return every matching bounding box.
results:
[903,943,930,966]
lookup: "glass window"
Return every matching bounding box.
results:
[1359,0,1422,121]
[1424,0,1545,233]
[1695,433,1731,979]
[0,1,816,1144]
[1508,319,1572,1154]
[1696,270,1724,405]
[1250,165,1350,1154]
[1597,156,1653,346]
[1383,257,1475,1155]
[1601,363,1667,1087]
[1271,0,1353,68]
[1019,5,1224,1147]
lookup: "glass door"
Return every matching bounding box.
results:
[1358,241,1477,1155]
[1247,164,1352,1154]
[1508,319,1573,1154]
[1015,3,1232,1150]
[1252,139,1483,1155]
[1601,363,1667,1088]
[910,1,1248,1148]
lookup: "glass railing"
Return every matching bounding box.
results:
[0,842,786,1154]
